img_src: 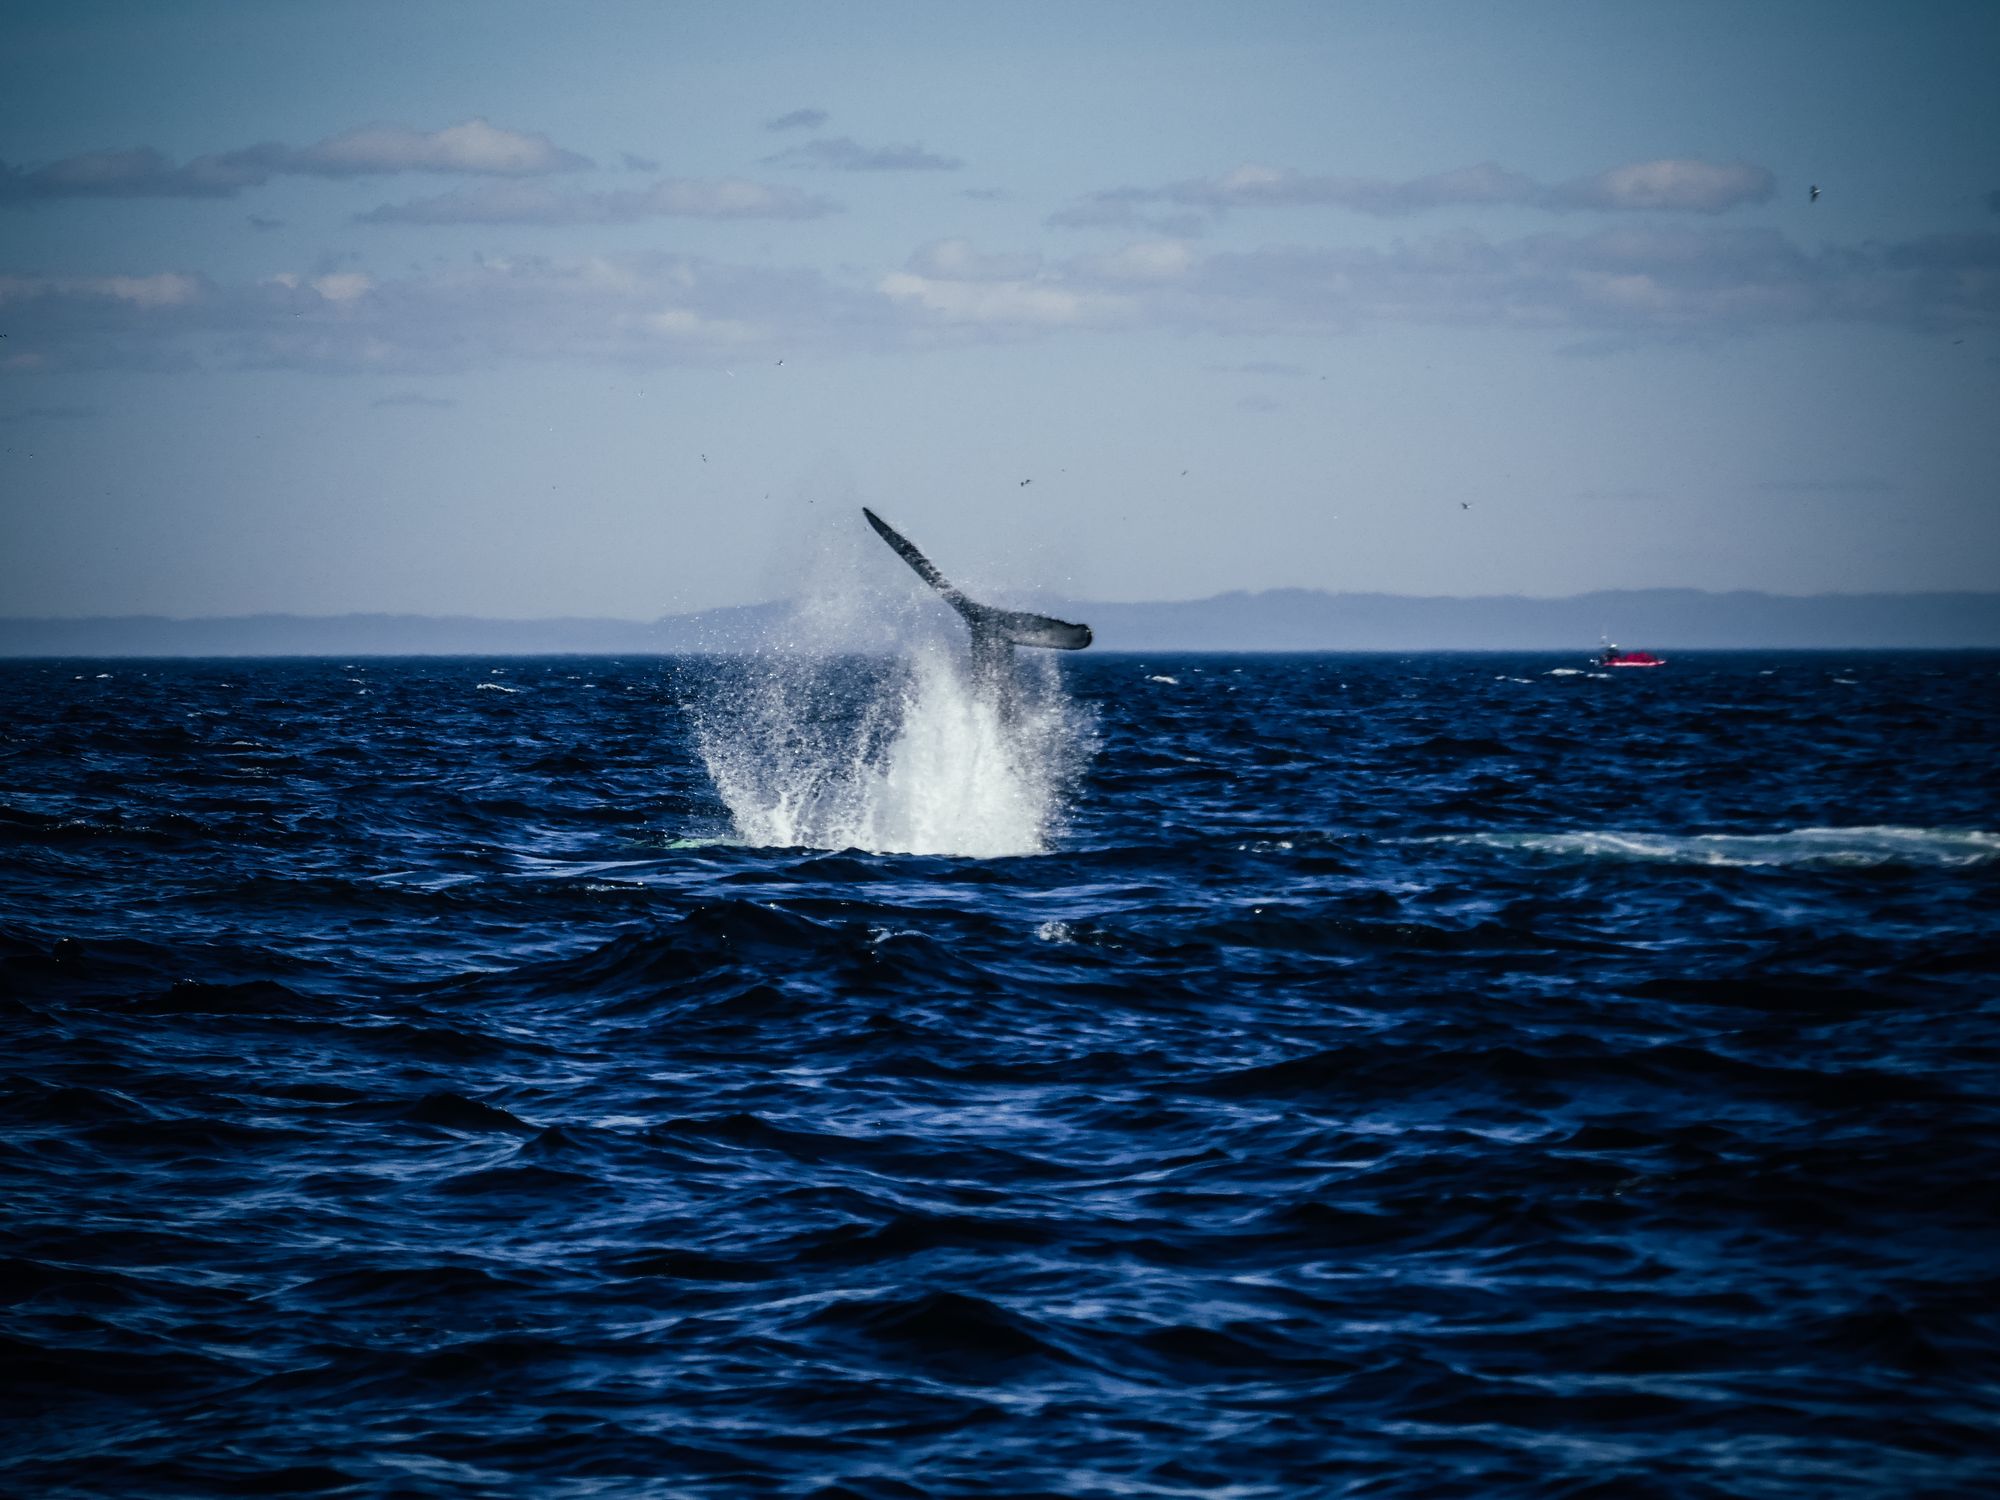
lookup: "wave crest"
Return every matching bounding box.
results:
[1417,825,1999,868]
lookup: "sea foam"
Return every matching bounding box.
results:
[1415,825,2000,868]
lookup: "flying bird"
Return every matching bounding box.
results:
[1460,502,1472,510]
[1809,184,1820,203]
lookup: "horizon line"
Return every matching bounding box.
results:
[8,583,2000,627]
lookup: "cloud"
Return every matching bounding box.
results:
[1051,157,1776,228]
[0,251,893,373]
[0,147,257,201]
[370,392,455,409]
[0,271,204,307]
[905,238,1042,281]
[880,272,1128,328]
[228,119,591,179]
[1046,190,1208,237]
[1168,161,1542,215]
[308,272,374,303]
[1059,225,2000,345]
[359,177,840,225]
[0,271,210,371]
[1078,240,1199,283]
[5,227,1992,375]
[765,108,829,132]
[1547,160,1776,213]
[881,239,1132,328]
[763,136,961,172]
[0,119,590,203]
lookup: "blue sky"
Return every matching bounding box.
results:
[2,0,1995,619]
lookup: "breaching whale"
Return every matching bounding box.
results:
[861,507,1091,681]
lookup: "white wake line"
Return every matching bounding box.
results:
[1408,825,2000,868]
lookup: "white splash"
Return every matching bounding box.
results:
[697,646,1088,858]
[1414,826,2000,868]
[691,522,1092,858]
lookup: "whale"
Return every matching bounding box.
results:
[862,507,1091,681]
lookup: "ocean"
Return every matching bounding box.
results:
[3,650,1997,1498]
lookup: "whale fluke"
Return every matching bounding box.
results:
[862,508,1092,657]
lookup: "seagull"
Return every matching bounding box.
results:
[1460,502,1472,510]
[1810,184,1820,203]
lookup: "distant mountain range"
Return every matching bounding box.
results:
[3,589,1997,656]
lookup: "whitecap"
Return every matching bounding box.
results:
[1413,826,1999,869]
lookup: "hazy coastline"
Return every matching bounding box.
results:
[5,589,1995,657]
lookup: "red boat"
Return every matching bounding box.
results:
[1598,644,1665,668]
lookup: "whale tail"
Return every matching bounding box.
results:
[862,508,1092,656]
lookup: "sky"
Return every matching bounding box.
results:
[1,0,1996,620]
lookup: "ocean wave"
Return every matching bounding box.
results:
[1413,824,2000,867]
[5,651,1997,1497]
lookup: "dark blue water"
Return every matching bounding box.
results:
[4,652,1997,1498]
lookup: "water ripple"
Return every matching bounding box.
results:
[2,652,1997,1497]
